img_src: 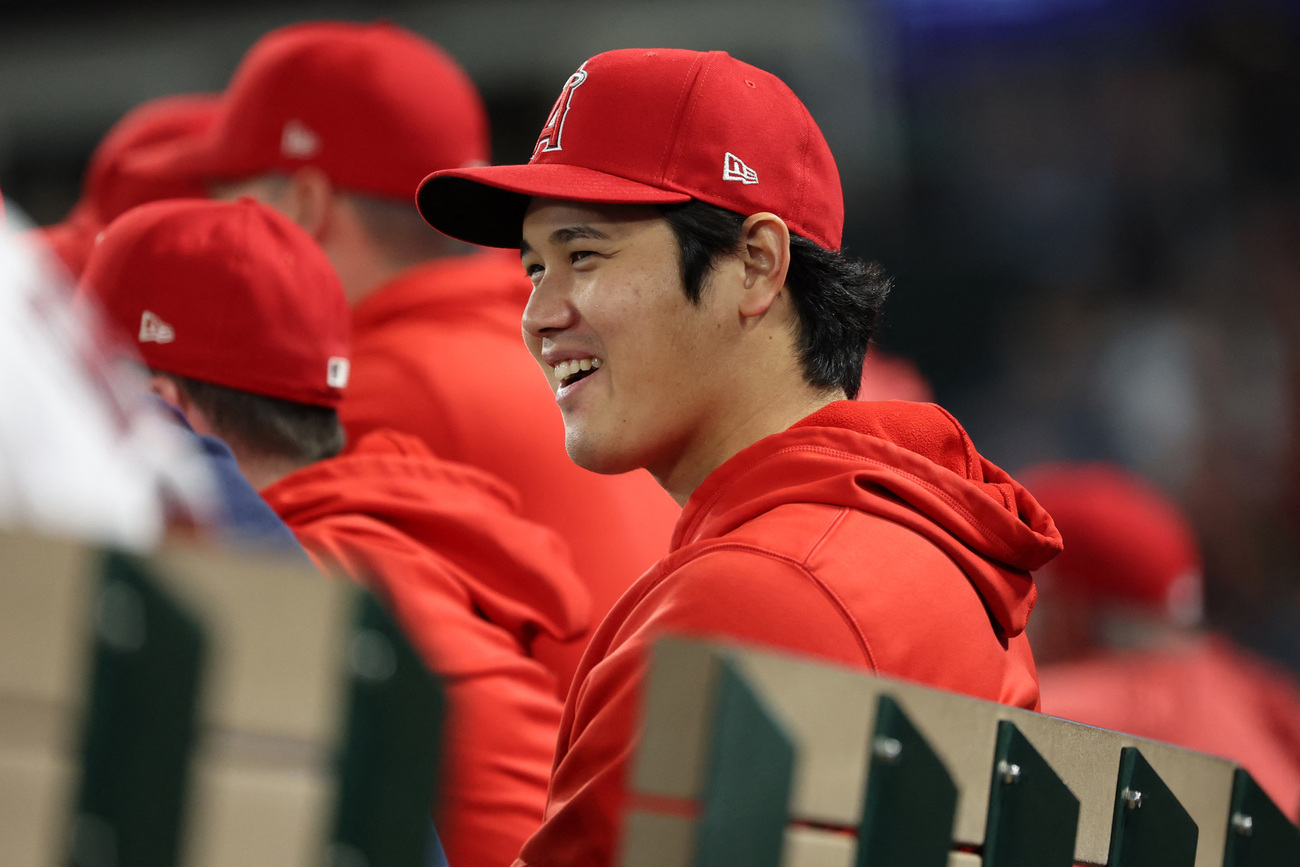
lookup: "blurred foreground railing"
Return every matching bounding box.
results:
[0,529,442,867]
[622,636,1300,867]
[5,525,1298,867]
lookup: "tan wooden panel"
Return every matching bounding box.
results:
[0,531,94,704]
[631,638,722,801]
[182,759,333,867]
[0,751,76,867]
[618,811,696,867]
[781,826,855,867]
[152,543,354,742]
[729,644,1002,839]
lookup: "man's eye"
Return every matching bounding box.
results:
[571,250,595,264]
[524,263,544,279]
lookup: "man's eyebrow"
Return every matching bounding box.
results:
[551,225,611,244]
[521,224,612,259]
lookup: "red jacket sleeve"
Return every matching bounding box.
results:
[296,514,560,867]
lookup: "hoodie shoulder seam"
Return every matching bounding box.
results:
[664,541,879,673]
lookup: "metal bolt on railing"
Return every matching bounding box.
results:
[1121,788,1143,809]
[872,736,903,764]
[998,761,1022,784]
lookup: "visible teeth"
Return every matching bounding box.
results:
[552,357,602,382]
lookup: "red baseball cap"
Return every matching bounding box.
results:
[36,93,219,277]
[79,198,351,407]
[1019,462,1203,624]
[416,48,844,251]
[124,21,489,201]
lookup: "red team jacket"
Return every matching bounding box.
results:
[338,251,682,693]
[1040,634,1300,821]
[516,400,1063,867]
[260,430,589,867]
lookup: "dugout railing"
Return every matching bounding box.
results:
[4,526,1298,867]
[622,635,1300,867]
[0,529,442,867]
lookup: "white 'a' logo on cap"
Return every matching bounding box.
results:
[139,310,175,344]
[723,153,759,185]
[532,63,589,158]
[327,357,350,389]
[282,119,321,159]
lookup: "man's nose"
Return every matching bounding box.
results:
[522,270,577,338]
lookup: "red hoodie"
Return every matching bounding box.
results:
[339,251,682,696]
[260,430,590,867]
[515,400,1063,867]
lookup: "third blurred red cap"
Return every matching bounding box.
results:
[36,93,219,276]
[1020,461,1203,624]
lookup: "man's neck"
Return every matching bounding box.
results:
[235,452,309,492]
[655,388,844,507]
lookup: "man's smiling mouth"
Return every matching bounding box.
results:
[552,357,603,387]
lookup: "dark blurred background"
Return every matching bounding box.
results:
[4,0,1299,671]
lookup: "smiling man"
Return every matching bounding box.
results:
[417,48,1064,866]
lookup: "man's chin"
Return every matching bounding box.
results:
[564,432,639,476]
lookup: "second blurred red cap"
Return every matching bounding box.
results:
[79,197,351,407]
[124,21,489,201]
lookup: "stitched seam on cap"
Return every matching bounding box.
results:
[794,98,815,246]
[663,51,714,186]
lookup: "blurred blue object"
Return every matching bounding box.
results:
[426,822,450,867]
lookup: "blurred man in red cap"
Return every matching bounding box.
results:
[123,20,681,695]
[1023,461,1300,821]
[32,93,218,277]
[78,197,590,867]
[418,47,1063,866]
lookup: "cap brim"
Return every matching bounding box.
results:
[416,164,691,249]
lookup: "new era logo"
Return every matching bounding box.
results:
[281,119,321,159]
[139,311,174,344]
[723,152,758,185]
[327,357,350,389]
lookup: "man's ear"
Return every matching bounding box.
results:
[737,212,791,319]
[283,167,336,238]
[148,374,215,438]
[149,373,187,412]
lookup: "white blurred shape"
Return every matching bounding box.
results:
[0,198,218,551]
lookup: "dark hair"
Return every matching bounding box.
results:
[658,200,891,399]
[168,374,345,465]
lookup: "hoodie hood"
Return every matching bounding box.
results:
[262,429,589,647]
[674,400,1062,637]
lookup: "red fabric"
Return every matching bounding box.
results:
[260,429,590,867]
[1039,635,1300,822]
[338,250,682,694]
[516,400,1063,867]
